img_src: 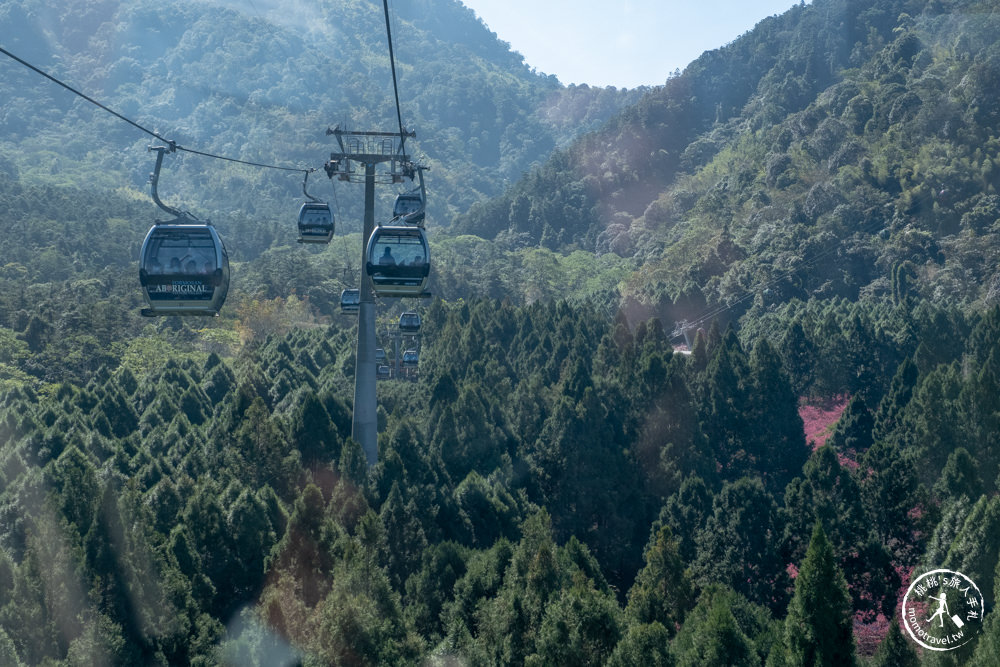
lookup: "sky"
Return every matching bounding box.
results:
[458,0,807,89]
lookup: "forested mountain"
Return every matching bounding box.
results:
[4,0,1000,665]
[457,0,1000,325]
[0,0,644,225]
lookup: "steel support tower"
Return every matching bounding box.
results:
[326,127,415,466]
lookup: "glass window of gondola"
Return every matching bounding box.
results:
[366,226,430,296]
[298,202,334,243]
[399,311,421,333]
[139,224,230,316]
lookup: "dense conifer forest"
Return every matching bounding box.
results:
[3,0,1000,664]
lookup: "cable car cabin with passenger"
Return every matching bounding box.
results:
[392,192,424,225]
[340,288,360,313]
[139,224,230,316]
[398,311,421,333]
[366,226,429,297]
[297,202,334,243]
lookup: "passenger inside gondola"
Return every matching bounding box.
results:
[380,247,396,265]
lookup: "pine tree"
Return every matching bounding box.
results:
[782,446,866,568]
[694,477,788,611]
[748,338,809,493]
[698,331,754,481]
[784,523,856,667]
[530,581,623,666]
[869,617,918,667]
[943,495,1000,609]
[779,318,815,395]
[625,525,693,635]
[673,593,757,667]
[289,390,339,466]
[826,394,874,454]
[872,357,918,443]
[933,446,983,506]
[661,475,712,563]
[606,622,674,667]
[969,610,1000,666]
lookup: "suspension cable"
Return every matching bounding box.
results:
[0,44,310,174]
[382,0,408,157]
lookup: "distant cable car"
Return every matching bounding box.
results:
[365,225,430,297]
[402,349,419,367]
[297,202,334,243]
[377,365,391,380]
[392,164,427,224]
[392,192,424,225]
[376,348,386,364]
[398,311,421,333]
[340,288,360,313]
[297,170,333,243]
[139,223,230,316]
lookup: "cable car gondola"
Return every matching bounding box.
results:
[298,202,334,243]
[402,349,419,367]
[340,288,360,313]
[377,365,391,380]
[365,225,430,297]
[139,223,230,316]
[391,163,427,225]
[297,170,334,243]
[398,311,421,333]
[376,348,386,364]
[392,192,424,225]
[139,145,229,316]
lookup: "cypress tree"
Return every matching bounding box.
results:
[674,593,757,667]
[606,622,674,667]
[943,495,1000,609]
[749,338,809,493]
[289,390,338,466]
[858,438,922,560]
[784,523,856,667]
[934,446,983,506]
[625,525,693,634]
[870,618,918,667]
[694,477,787,611]
[826,394,874,454]
[872,357,918,443]
[780,318,815,395]
[970,609,1000,666]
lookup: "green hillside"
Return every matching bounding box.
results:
[458,0,1000,326]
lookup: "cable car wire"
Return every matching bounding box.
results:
[382,0,408,156]
[0,44,310,174]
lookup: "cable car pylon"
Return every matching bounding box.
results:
[324,126,419,467]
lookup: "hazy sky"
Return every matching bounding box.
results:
[458,0,806,88]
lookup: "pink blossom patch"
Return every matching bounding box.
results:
[798,395,850,451]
